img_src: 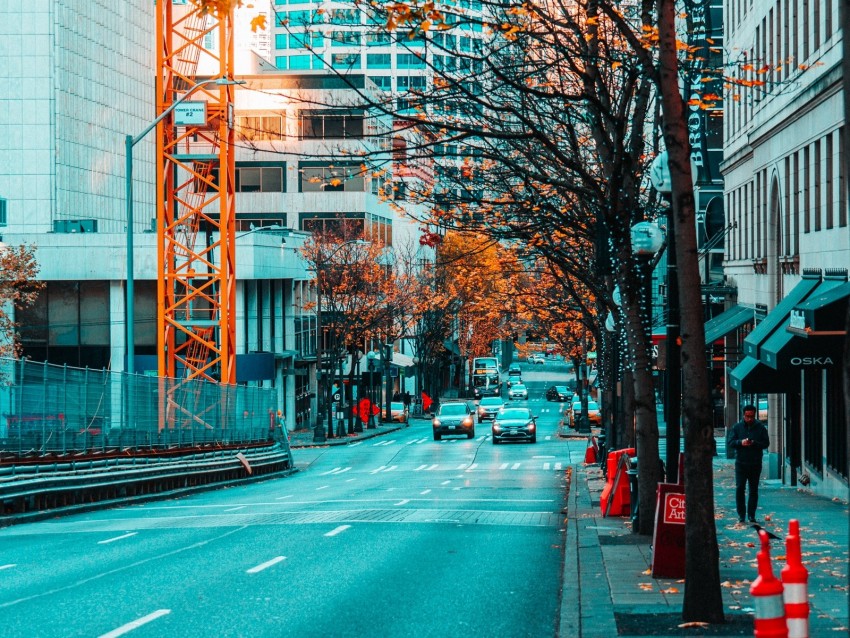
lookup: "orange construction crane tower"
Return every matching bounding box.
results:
[155,1,238,385]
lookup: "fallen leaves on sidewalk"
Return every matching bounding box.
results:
[638,583,654,591]
[661,587,679,594]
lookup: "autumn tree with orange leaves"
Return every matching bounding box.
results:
[334,0,725,622]
[0,243,44,361]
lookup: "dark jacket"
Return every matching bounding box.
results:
[728,419,769,466]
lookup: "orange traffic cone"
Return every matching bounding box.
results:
[781,520,809,638]
[750,529,787,638]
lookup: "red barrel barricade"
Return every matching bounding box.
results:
[583,436,599,464]
[600,448,635,517]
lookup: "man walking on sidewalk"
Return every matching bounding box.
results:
[728,404,770,523]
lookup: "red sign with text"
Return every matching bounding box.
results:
[663,493,686,525]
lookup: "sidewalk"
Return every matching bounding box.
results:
[562,455,849,637]
[286,419,412,448]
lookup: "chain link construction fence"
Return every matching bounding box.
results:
[0,358,282,457]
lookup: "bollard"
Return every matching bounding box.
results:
[750,530,788,638]
[780,520,809,638]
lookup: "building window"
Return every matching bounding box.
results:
[236,115,284,142]
[330,31,361,47]
[289,31,324,48]
[331,53,361,69]
[366,53,392,69]
[397,53,425,68]
[328,8,359,24]
[826,132,834,229]
[368,76,392,90]
[299,111,365,139]
[397,76,426,91]
[299,214,366,238]
[289,54,312,70]
[0,197,6,226]
[367,32,390,46]
[840,127,847,227]
[236,164,285,193]
[299,164,365,192]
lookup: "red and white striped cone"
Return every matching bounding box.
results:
[750,530,787,638]
[781,520,809,638]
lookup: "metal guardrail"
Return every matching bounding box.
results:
[0,443,294,524]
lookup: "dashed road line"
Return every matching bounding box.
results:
[246,556,286,574]
[98,609,171,638]
[324,525,351,537]
[97,532,138,545]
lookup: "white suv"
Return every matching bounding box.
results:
[527,354,545,364]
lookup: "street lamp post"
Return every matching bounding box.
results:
[124,76,244,375]
[366,349,379,429]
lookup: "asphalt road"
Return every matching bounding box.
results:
[0,362,584,638]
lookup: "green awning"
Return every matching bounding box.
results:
[742,273,821,359]
[729,356,798,394]
[704,305,753,345]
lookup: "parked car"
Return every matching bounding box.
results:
[431,401,476,440]
[477,396,505,421]
[527,353,545,364]
[390,401,409,424]
[492,407,537,444]
[569,399,602,428]
[546,385,571,402]
[508,383,528,400]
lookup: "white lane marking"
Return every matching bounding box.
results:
[534,455,555,459]
[329,467,352,475]
[223,506,246,512]
[276,495,294,500]
[420,489,432,495]
[511,463,521,470]
[98,609,171,638]
[441,480,451,485]
[246,556,286,574]
[499,462,509,469]
[97,532,138,545]
[348,441,363,447]
[427,464,439,471]
[382,465,398,473]
[543,463,551,471]
[324,525,351,537]
[477,435,487,441]
[414,464,428,471]
[0,564,16,570]
[316,485,329,491]
[373,440,395,446]
[370,466,388,474]
[345,478,356,482]
[320,467,343,475]
[464,463,478,472]
[455,464,467,470]
[394,499,410,506]
[555,463,563,470]
[545,435,552,441]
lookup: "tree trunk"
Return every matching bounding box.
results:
[841,0,850,487]
[657,0,724,623]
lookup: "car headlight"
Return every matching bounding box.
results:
[432,419,441,427]
[492,423,501,432]
[528,422,536,430]
[463,417,473,426]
